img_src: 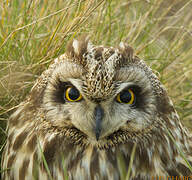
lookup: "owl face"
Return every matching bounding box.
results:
[43,37,164,145]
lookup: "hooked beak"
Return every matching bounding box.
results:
[94,105,104,141]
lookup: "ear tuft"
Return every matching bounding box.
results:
[118,42,134,61]
[66,35,91,60]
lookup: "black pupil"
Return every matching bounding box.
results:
[120,90,132,103]
[67,87,80,100]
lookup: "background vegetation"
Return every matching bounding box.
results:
[0,0,192,175]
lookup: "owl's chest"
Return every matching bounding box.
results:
[52,143,161,180]
[60,145,121,180]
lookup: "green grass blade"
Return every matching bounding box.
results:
[126,143,137,180]
[165,127,192,172]
[38,142,53,180]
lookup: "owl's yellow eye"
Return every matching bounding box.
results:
[116,89,135,104]
[65,86,82,102]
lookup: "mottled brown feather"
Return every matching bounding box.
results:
[2,36,192,180]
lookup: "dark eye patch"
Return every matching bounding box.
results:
[50,79,71,103]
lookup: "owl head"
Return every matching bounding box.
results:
[31,36,176,147]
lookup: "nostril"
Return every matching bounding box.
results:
[126,120,131,124]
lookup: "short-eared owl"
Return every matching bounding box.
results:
[2,36,192,179]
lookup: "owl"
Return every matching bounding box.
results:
[1,36,192,180]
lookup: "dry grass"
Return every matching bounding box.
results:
[0,0,192,176]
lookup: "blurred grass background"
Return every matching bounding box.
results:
[0,0,191,174]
